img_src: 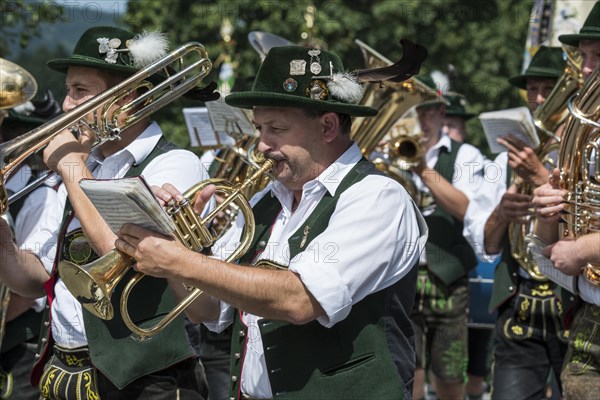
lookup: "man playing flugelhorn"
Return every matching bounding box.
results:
[115,45,428,400]
[0,26,218,399]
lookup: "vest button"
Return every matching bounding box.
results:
[512,272,517,277]
[508,286,514,291]
[35,353,40,359]
[44,321,49,327]
[234,352,241,359]
[258,241,266,247]
[230,397,235,400]
[45,304,50,309]
[231,375,238,382]
[239,330,245,337]
[41,338,47,343]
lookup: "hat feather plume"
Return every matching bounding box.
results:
[327,73,364,104]
[127,31,169,68]
[354,39,427,83]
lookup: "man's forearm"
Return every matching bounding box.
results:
[0,243,49,298]
[484,206,509,254]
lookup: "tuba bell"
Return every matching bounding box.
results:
[508,45,583,281]
[557,63,600,284]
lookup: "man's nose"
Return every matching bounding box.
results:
[62,95,75,112]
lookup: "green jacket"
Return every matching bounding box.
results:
[229,159,417,399]
[31,137,195,389]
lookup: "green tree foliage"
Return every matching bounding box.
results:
[1,0,64,56]
[124,0,534,153]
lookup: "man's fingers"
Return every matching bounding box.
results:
[193,184,217,215]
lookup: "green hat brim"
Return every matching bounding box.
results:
[558,32,600,46]
[225,91,378,117]
[47,57,138,75]
[508,71,561,89]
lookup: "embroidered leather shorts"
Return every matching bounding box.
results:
[411,267,469,382]
[501,280,566,341]
[561,302,600,400]
[39,345,99,400]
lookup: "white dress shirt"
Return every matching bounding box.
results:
[463,152,509,261]
[206,143,428,398]
[23,122,209,348]
[412,133,485,265]
[7,165,59,311]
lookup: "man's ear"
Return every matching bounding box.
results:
[321,112,340,143]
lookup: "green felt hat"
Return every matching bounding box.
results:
[47,26,169,76]
[225,46,377,117]
[508,46,565,89]
[414,75,448,108]
[443,93,476,120]
[559,1,600,46]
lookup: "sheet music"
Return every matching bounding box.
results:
[182,107,222,147]
[206,100,256,138]
[80,176,176,236]
[479,107,540,154]
[526,234,577,292]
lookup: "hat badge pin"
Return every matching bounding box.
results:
[97,37,123,64]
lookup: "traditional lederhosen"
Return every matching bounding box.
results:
[489,162,570,399]
[228,159,418,400]
[412,139,477,382]
[31,137,196,393]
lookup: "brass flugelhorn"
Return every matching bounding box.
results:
[0,42,213,216]
[58,158,276,341]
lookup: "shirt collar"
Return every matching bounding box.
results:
[88,121,162,166]
[271,142,363,200]
[433,132,452,152]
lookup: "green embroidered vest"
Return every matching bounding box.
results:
[33,137,195,389]
[424,139,477,286]
[229,159,417,400]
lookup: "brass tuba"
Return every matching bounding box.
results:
[508,45,583,281]
[58,158,276,340]
[351,39,435,202]
[0,42,213,216]
[558,63,600,284]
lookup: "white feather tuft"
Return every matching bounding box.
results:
[127,31,169,68]
[327,73,364,104]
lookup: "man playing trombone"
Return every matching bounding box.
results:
[115,45,428,400]
[0,26,218,399]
